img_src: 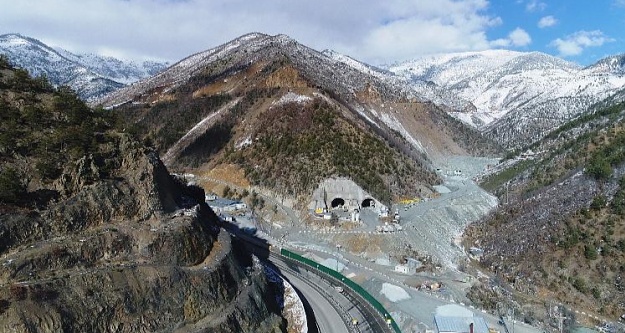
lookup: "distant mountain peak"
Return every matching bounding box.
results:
[585,53,625,74]
[1,33,44,45]
[386,48,625,148]
[0,33,168,100]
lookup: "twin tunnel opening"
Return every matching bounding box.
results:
[330,197,375,209]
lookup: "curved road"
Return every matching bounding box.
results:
[278,267,350,333]
[231,229,367,332]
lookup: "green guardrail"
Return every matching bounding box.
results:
[281,248,401,333]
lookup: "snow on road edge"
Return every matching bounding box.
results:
[264,265,308,333]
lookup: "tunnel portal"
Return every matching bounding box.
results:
[331,197,345,208]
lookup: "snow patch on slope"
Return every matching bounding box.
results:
[273,92,312,106]
[162,98,240,165]
[381,283,410,302]
[236,136,253,149]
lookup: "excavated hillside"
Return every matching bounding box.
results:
[0,57,286,332]
[464,101,625,324]
[105,33,501,206]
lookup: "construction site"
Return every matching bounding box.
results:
[192,155,537,333]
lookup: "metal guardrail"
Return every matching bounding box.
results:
[281,248,402,333]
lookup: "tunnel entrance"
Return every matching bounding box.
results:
[331,198,345,208]
[361,198,375,208]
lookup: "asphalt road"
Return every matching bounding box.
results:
[231,228,386,333]
[278,266,351,333]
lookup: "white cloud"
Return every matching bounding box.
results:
[550,30,614,57]
[490,27,531,48]
[509,28,532,46]
[350,0,506,62]
[537,15,557,28]
[0,0,507,64]
[525,0,547,12]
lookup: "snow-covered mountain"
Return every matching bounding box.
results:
[99,33,416,108]
[0,33,168,101]
[385,50,625,148]
[6,31,624,150]
[101,33,499,162]
[585,54,625,75]
[54,48,167,85]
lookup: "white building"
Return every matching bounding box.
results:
[434,304,490,333]
[208,198,246,214]
[394,264,412,274]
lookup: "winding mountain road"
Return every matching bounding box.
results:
[230,226,391,333]
[278,266,350,333]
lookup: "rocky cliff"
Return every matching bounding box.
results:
[0,137,286,333]
[0,58,286,332]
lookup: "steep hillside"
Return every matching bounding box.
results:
[0,58,286,332]
[388,50,625,149]
[104,33,501,206]
[0,34,168,101]
[464,99,625,323]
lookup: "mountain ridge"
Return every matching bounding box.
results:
[386,49,625,148]
[465,99,625,322]
[0,33,168,101]
[7,32,625,151]
[105,33,501,208]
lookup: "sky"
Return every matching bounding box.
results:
[1,0,624,66]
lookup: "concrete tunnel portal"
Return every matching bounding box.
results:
[308,177,387,213]
[331,198,345,208]
[361,198,375,208]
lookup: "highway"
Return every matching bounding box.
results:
[271,253,394,333]
[277,264,350,333]
[231,227,391,333]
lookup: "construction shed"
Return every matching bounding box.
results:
[434,315,490,333]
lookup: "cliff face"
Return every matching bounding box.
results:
[0,138,285,332]
[0,61,286,332]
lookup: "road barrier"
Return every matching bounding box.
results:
[281,248,401,333]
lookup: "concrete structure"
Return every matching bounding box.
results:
[308,177,387,213]
[434,304,490,333]
[435,316,490,333]
[394,264,412,274]
[207,198,245,214]
[406,258,422,270]
[350,210,360,222]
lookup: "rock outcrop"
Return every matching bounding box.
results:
[0,135,286,332]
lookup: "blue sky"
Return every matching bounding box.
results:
[487,1,625,64]
[0,0,624,65]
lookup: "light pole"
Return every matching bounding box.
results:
[335,244,341,272]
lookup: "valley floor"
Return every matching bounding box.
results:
[197,155,546,332]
